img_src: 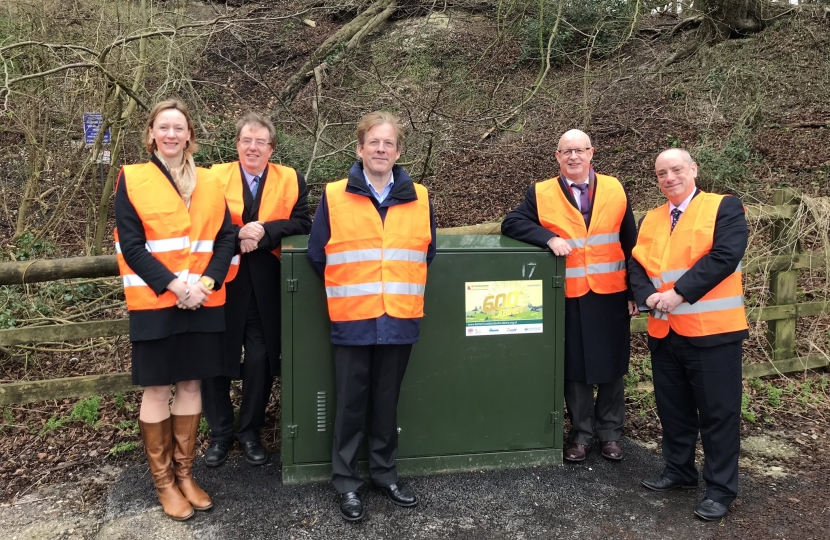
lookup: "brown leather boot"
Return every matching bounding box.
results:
[139,418,194,521]
[171,413,213,511]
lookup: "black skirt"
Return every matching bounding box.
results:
[131,332,224,387]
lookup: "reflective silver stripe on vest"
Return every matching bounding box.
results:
[384,282,426,296]
[384,248,428,263]
[565,238,586,249]
[661,268,689,283]
[650,309,668,320]
[671,295,745,315]
[326,249,382,266]
[114,242,122,254]
[567,260,625,279]
[587,260,626,274]
[566,267,586,278]
[586,232,620,246]
[190,240,214,253]
[662,262,742,285]
[121,274,147,287]
[649,276,662,288]
[230,255,240,266]
[187,273,202,284]
[145,236,190,252]
[123,269,188,288]
[325,282,383,298]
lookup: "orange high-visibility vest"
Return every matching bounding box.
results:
[536,174,628,298]
[114,163,227,310]
[214,162,299,282]
[324,179,431,322]
[631,192,748,338]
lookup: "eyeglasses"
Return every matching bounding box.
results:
[556,147,592,157]
[239,138,271,148]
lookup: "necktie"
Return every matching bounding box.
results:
[670,208,682,232]
[572,183,591,224]
[250,175,260,198]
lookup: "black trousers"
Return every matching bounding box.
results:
[331,344,412,494]
[652,330,742,505]
[564,377,625,445]
[201,297,274,445]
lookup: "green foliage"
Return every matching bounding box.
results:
[199,417,210,436]
[114,393,126,410]
[765,385,783,408]
[116,419,139,434]
[109,441,140,456]
[741,392,756,422]
[694,130,755,192]
[3,408,14,424]
[518,0,638,65]
[4,232,56,261]
[666,135,682,148]
[40,415,69,435]
[0,277,111,330]
[70,396,101,426]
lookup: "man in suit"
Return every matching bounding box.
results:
[201,112,311,466]
[502,129,638,463]
[307,111,436,522]
[629,148,748,521]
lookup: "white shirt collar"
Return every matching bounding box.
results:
[670,189,696,214]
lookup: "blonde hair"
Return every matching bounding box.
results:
[356,111,404,151]
[235,112,276,146]
[144,99,198,208]
[143,99,199,155]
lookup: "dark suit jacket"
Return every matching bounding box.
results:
[501,173,637,384]
[628,189,750,351]
[221,163,312,377]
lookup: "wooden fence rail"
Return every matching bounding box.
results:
[1,191,828,405]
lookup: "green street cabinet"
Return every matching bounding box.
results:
[279,235,565,485]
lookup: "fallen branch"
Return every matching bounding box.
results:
[277,0,396,106]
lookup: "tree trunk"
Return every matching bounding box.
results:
[700,0,765,42]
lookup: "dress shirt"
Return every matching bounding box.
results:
[363,171,395,203]
[564,177,589,211]
[669,190,695,215]
[241,167,265,195]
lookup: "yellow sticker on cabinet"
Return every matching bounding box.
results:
[464,280,543,336]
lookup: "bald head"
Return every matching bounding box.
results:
[656,148,693,166]
[655,148,698,205]
[555,129,594,183]
[557,129,592,150]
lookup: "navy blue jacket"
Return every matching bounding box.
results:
[307,162,437,346]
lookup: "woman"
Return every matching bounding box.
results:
[114,99,234,521]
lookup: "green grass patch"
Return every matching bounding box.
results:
[109,441,140,457]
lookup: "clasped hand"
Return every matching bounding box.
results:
[646,289,685,314]
[168,279,211,310]
[238,221,265,254]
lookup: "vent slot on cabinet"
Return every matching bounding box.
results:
[316,391,327,432]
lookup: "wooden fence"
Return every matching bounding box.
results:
[1,189,827,405]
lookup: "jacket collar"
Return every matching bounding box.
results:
[346,162,417,203]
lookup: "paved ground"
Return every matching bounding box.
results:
[101,439,750,539]
[5,437,825,539]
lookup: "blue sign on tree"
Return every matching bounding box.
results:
[83,113,111,146]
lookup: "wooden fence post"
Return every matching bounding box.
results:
[765,188,800,362]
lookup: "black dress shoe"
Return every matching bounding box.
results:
[641,474,698,491]
[694,499,729,521]
[339,492,365,521]
[241,440,268,466]
[204,440,230,467]
[374,483,417,507]
[564,443,589,462]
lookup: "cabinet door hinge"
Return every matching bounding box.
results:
[287,425,298,438]
[551,276,563,288]
[286,279,298,292]
[550,411,560,426]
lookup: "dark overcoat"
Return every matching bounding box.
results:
[220,163,311,378]
[501,173,637,384]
